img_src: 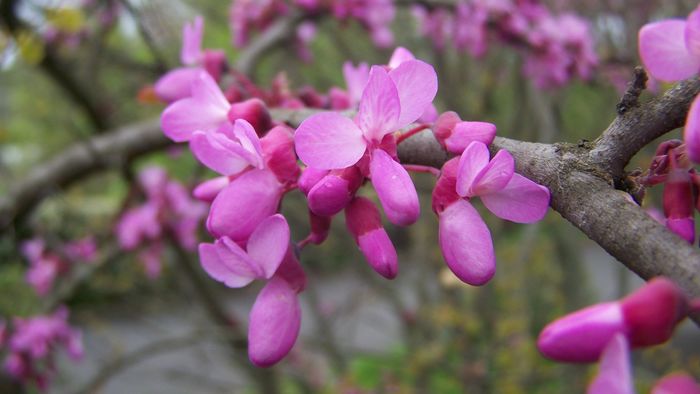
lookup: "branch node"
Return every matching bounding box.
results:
[616,66,648,115]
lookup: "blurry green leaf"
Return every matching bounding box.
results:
[45,8,85,33]
[16,30,44,65]
[350,357,383,389]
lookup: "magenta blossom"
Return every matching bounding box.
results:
[537,277,694,363]
[652,373,700,394]
[4,307,82,389]
[295,59,437,226]
[639,5,700,163]
[154,16,227,103]
[345,196,398,279]
[432,141,549,285]
[21,239,65,296]
[199,214,289,288]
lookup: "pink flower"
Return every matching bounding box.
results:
[652,373,700,394]
[295,60,437,225]
[63,237,98,263]
[190,119,264,177]
[345,196,398,279]
[199,214,290,288]
[537,277,693,363]
[433,111,497,154]
[639,5,700,163]
[432,141,550,285]
[587,334,634,394]
[639,7,700,83]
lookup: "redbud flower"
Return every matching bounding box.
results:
[433,111,497,154]
[652,373,700,394]
[295,60,437,225]
[345,196,398,279]
[433,141,549,285]
[587,334,634,394]
[537,277,692,363]
[199,214,289,288]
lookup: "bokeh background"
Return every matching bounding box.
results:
[0,0,699,393]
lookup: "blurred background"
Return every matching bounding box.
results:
[0,0,699,393]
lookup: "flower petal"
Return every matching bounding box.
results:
[246,214,290,279]
[198,242,256,288]
[684,95,700,163]
[686,7,700,58]
[481,173,550,223]
[538,302,626,363]
[456,141,490,197]
[438,200,495,286]
[189,131,256,176]
[389,59,438,128]
[357,66,401,141]
[294,112,366,169]
[207,169,282,243]
[470,149,514,195]
[587,334,634,394]
[154,67,202,103]
[248,276,301,367]
[445,121,497,155]
[181,16,203,66]
[387,46,416,69]
[233,119,264,166]
[370,149,420,226]
[639,20,700,82]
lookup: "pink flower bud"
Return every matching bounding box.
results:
[275,248,307,293]
[663,168,694,243]
[248,276,301,367]
[298,167,329,196]
[328,87,351,110]
[345,197,398,279]
[307,165,363,217]
[537,302,626,362]
[193,176,230,202]
[620,277,689,348]
[260,125,300,185]
[298,86,326,108]
[431,158,460,214]
[432,112,497,154]
[652,372,700,394]
[202,49,227,82]
[227,98,272,135]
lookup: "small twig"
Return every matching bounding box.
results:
[616,66,648,115]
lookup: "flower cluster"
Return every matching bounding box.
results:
[21,237,97,296]
[0,307,83,390]
[229,0,395,50]
[411,0,598,89]
[537,277,700,393]
[115,166,206,278]
[158,16,551,364]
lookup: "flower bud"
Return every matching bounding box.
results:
[345,197,398,279]
[307,165,363,216]
[663,168,694,243]
[261,125,300,185]
[227,98,272,135]
[193,176,230,202]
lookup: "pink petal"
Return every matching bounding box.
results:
[587,334,634,394]
[438,200,495,286]
[481,173,550,223]
[538,302,626,363]
[294,112,366,169]
[298,167,329,195]
[456,141,490,197]
[246,214,290,279]
[207,169,282,243]
[193,176,230,202]
[343,61,370,105]
[357,66,401,142]
[181,16,204,66]
[389,59,438,128]
[686,7,700,58]
[369,149,420,226]
[233,119,264,164]
[445,121,497,154]
[248,277,301,367]
[470,149,514,196]
[684,95,700,163]
[198,242,256,288]
[639,20,700,82]
[652,372,700,394]
[387,46,416,69]
[275,248,307,293]
[307,172,354,216]
[357,229,398,279]
[154,67,202,103]
[189,132,257,176]
[160,73,230,142]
